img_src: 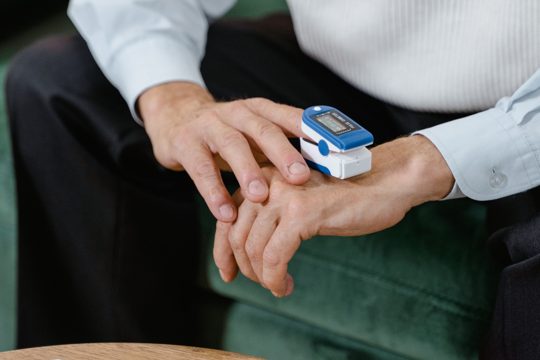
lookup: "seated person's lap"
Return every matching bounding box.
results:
[6,14,461,347]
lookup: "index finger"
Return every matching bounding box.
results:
[245,98,304,138]
[229,113,310,185]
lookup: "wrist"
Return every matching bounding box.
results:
[399,135,454,204]
[138,81,214,123]
[366,136,454,207]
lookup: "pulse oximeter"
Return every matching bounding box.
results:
[301,106,373,179]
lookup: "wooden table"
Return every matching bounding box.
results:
[0,343,263,360]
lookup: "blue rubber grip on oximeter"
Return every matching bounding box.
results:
[302,106,373,151]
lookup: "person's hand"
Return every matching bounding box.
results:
[213,135,454,297]
[138,81,310,222]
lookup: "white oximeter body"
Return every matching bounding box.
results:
[301,106,374,179]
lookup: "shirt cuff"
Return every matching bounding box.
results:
[441,181,465,200]
[415,107,540,201]
[108,35,205,125]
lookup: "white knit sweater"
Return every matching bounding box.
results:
[288,0,540,112]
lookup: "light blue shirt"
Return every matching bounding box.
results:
[417,70,540,200]
[68,0,236,123]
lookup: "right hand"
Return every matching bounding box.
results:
[213,136,454,295]
[138,81,311,222]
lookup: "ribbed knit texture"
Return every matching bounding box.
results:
[288,0,540,113]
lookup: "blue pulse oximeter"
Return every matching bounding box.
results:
[301,106,374,179]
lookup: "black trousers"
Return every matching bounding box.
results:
[5,15,540,358]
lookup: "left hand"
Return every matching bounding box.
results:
[213,135,454,297]
[139,82,310,223]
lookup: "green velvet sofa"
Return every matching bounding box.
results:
[0,48,17,353]
[0,1,501,358]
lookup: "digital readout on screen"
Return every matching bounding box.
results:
[317,114,347,133]
[313,111,358,135]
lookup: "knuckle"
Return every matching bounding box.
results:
[150,132,190,169]
[263,248,281,268]
[216,220,229,233]
[247,97,270,110]
[257,122,281,139]
[170,138,195,160]
[207,188,228,209]
[170,138,188,154]
[168,123,193,147]
[229,232,245,252]
[174,121,191,136]
[194,161,217,179]
[286,196,307,218]
[245,243,261,262]
[230,242,243,254]
[199,108,221,123]
[268,180,289,198]
[195,110,221,133]
[227,100,249,115]
[151,144,183,171]
[220,131,246,149]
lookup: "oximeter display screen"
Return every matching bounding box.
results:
[312,111,359,136]
[317,114,347,133]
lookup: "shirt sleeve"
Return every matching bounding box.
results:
[415,69,540,201]
[68,0,236,124]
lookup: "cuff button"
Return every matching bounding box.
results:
[489,168,508,189]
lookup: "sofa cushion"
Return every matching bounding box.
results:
[220,302,409,360]
[198,198,500,359]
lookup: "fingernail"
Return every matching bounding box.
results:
[288,162,307,175]
[271,291,282,298]
[219,204,234,220]
[285,276,294,297]
[219,269,230,283]
[248,179,267,196]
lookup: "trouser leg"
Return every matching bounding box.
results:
[7,35,201,347]
[481,189,540,359]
